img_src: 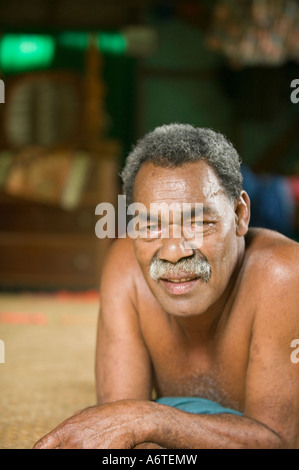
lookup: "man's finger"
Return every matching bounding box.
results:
[33,431,61,449]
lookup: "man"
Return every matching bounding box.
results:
[34,124,299,449]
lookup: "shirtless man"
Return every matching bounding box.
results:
[34,124,299,449]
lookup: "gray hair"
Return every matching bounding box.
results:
[121,123,243,205]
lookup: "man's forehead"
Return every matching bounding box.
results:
[134,161,226,202]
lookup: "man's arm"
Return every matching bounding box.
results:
[95,237,153,404]
[34,238,156,449]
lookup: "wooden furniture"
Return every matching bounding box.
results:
[0,39,120,290]
[0,155,119,290]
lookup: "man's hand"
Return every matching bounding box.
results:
[33,400,156,449]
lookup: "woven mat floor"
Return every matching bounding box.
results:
[0,291,99,449]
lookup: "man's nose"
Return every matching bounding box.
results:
[158,236,194,264]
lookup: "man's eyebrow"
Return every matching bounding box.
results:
[183,206,216,218]
[137,205,216,223]
[202,205,217,216]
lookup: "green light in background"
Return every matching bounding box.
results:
[58,32,89,50]
[0,35,55,72]
[58,31,127,55]
[0,31,128,73]
[97,33,127,54]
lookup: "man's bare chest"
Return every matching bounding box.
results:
[139,303,253,412]
[151,338,248,412]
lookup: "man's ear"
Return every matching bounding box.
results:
[234,190,251,237]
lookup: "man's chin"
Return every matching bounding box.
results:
[150,278,212,317]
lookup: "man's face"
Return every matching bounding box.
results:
[133,160,242,317]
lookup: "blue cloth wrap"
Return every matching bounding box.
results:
[155,397,242,415]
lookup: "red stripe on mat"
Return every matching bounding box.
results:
[0,312,48,325]
[53,290,99,302]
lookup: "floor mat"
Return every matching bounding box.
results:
[0,292,99,449]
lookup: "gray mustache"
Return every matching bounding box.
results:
[149,253,212,283]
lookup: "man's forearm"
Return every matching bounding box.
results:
[144,403,285,449]
[32,399,287,449]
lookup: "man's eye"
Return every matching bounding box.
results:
[186,221,215,231]
[188,220,204,228]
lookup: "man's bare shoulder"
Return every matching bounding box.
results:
[104,237,137,266]
[245,228,298,272]
[100,237,143,289]
[243,228,298,314]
